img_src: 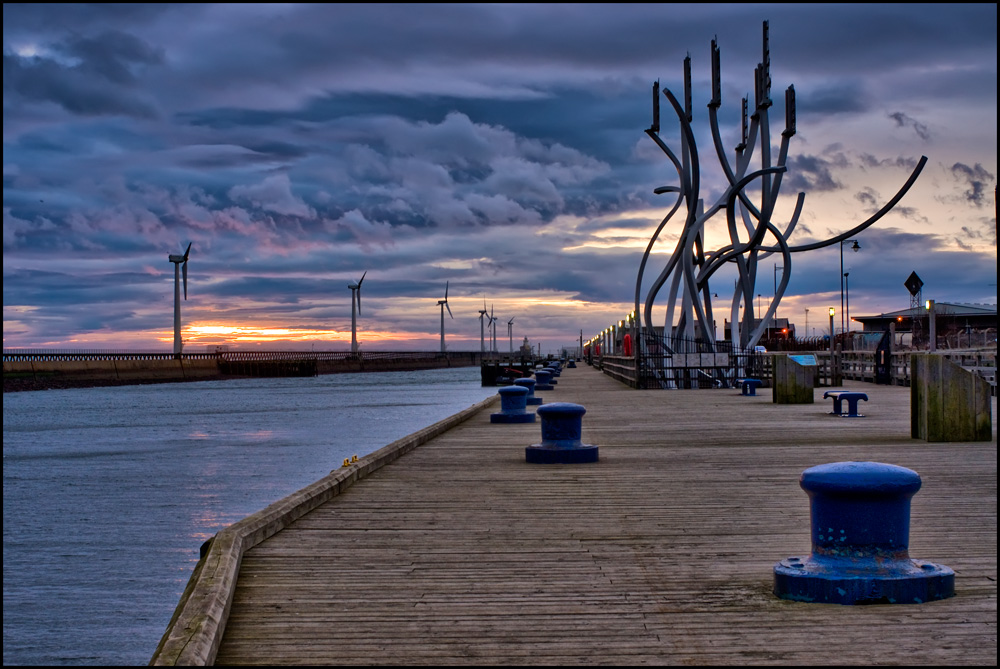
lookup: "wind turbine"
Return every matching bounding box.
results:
[437,281,453,353]
[478,299,489,355]
[348,271,366,354]
[507,316,515,356]
[489,304,498,355]
[168,242,191,355]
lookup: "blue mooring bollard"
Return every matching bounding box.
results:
[514,377,542,405]
[773,461,955,605]
[490,385,535,423]
[534,368,555,391]
[525,402,598,464]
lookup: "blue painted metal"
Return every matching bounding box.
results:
[823,390,869,417]
[774,461,955,605]
[490,385,535,423]
[567,359,577,368]
[534,368,555,391]
[738,378,763,396]
[513,377,542,406]
[525,402,599,464]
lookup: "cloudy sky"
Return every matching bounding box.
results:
[3,3,996,353]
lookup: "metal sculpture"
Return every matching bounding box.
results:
[636,21,926,386]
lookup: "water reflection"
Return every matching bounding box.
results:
[3,367,494,666]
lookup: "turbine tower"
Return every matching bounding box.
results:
[478,299,489,355]
[507,316,515,356]
[348,271,366,354]
[437,281,453,353]
[489,304,498,355]
[168,243,191,355]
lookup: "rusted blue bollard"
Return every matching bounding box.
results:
[525,402,598,464]
[774,461,954,605]
[514,377,542,406]
[490,385,535,423]
[567,359,577,368]
[548,362,561,377]
[534,368,555,391]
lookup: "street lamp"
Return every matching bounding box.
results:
[844,272,851,336]
[773,263,783,319]
[828,307,835,353]
[840,239,860,335]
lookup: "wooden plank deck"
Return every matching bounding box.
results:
[213,364,997,666]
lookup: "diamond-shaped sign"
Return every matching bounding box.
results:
[904,271,924,296]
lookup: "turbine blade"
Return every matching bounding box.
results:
[446,301,453,319]
[183,242,192,260]
[357,289,361,316]
[444,281,449,301]
[358,271,366,287]
[182,261,188,300]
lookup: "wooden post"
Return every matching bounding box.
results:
[773,354,816,404]
[911,353,992,441]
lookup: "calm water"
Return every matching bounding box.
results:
[3,367,496,666]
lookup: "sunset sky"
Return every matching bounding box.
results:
[3,3,996,353]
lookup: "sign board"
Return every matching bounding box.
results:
[789,354,817,366]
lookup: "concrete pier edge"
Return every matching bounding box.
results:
[149,392,500,666]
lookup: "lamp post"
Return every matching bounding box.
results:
[844,272,851,337]
[828,307,835,354]
[773,264,783,319]
[840,239,860,335]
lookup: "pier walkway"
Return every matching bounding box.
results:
[173,364,995,665]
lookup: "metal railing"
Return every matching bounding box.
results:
[591,340,995,395]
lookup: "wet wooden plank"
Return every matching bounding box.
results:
[214,364,997,666]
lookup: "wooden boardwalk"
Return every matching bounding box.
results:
[212,364,996,666]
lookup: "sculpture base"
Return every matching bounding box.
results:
[491,413,535,424]
[773,556,955,605]
[526,397,543,405]
[525,443,598,464]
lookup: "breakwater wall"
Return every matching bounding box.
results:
[3,350,483,391]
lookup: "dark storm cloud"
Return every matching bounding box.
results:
[949,162,995,208]
[887,112,930,141]
[785,153,846,192]
[858,154,920,171]
[2,3,995,350]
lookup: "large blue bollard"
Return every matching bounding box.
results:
[525,402,598,464]
[514,377,542,406]
[773,461,955,604]
[534,368,555,391]
[490,385,535,423]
